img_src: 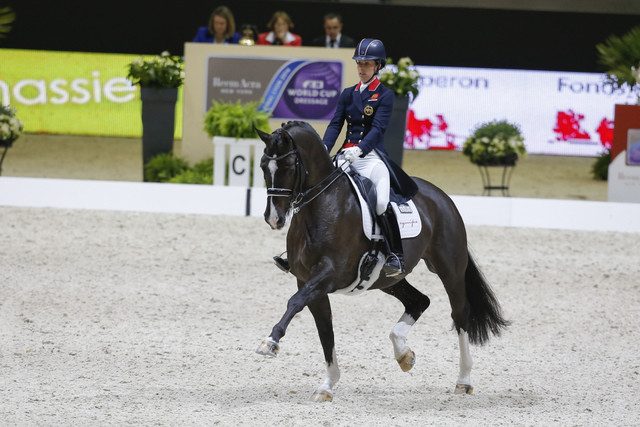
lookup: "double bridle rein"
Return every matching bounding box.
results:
[263,146,345,215]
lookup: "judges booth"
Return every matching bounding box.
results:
[182,43,357,187]
[609,104,640,203]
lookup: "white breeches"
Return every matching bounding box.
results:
[342,150,390,215]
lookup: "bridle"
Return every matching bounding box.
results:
[263,139,346,215]
[263,148,302,198]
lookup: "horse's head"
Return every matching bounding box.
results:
[257,121,335,230]
[257,126,301,229]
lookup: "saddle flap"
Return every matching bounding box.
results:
[344,170,422,240]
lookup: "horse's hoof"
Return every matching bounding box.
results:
[454,383,473,394]
[396,349,415,372]
[310,390,333,402]
[255,339,279,357]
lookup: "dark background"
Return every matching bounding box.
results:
[3,0,639,72]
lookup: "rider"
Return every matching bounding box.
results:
[274,38,412,278]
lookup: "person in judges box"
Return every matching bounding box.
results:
[310,12,356,48]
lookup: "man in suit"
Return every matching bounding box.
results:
[310,13,356,48]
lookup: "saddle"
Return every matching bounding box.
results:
[343,164,421,241]
[333,163,422,296]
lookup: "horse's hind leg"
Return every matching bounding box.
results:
[440,271,474,395]
[382,279,430,372]
[454,330,473,394]
[307,295,340,402]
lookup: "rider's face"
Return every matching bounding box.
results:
[356,60,376,83]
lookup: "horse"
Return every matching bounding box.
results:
[255,120,509,402]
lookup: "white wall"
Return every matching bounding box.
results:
[1,177,638,233]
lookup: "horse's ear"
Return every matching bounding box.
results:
[281,129,294,147]
[255,127,271,145]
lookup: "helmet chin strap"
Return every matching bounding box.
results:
[363,75,376,84]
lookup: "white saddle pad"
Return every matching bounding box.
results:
[344,170,422,240]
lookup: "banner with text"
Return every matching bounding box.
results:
[205,56,343,121]
[0,48,182,137]
[406,65,638,156]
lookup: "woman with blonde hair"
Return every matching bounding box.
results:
[193,5,241,44]
[257,11,302,46]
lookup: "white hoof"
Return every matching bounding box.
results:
[396,349,415,372]
[255,339,279,357]
[454,383,473,394]
[310,389,333,402]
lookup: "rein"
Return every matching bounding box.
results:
[264,142,346,215]
[290,166,345,214]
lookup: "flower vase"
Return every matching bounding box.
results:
[385,94,410,166]
[140,87,178,180]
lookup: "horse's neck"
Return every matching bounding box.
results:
[300,150,335,187]
[297,172,354,222]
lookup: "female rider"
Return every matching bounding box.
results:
[275,38,411,277]
[324,38,405,277]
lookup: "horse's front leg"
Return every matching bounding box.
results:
[256,258,335,357]
[307,294,339,402]
[255,284,316,357]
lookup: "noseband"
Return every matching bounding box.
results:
[263,140,345,215]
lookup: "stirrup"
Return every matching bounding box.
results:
[273,255,290,273]
[383,253,405,277]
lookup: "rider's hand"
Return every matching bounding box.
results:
[343,146,363,163]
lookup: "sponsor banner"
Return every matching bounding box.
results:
[0,48,182,137]
[205,56,342,121]
[407,65,638,156]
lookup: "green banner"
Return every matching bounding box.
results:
[0,48,182,137]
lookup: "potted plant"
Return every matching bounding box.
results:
[379,57,421,166]
[462,120,526,196]
[203,99,270,139]
[463,120,526,166]
[379,57,421,99]
[0,104,24,175]
[596,25,640,100]
[127,51,184,177]
[203,100,271,186]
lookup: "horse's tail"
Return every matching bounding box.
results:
[464,251,510,345]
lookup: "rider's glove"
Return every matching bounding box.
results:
[343,146,363,163]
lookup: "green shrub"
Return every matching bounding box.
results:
[144,153,214,184]
[193,157,214,175]
[591,150,611,180]
[144,153,190,182]
[168,169,213,185]
[203,100,271,138]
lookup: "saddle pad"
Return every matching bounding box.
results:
[344,169,422,240]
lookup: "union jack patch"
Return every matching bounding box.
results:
[370,93,379,100]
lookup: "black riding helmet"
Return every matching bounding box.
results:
[352,38,387,72]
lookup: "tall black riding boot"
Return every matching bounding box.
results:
[377,208,405,277]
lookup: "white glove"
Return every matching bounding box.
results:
[343,146,363,163]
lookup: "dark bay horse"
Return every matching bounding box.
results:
[255,121,509,402]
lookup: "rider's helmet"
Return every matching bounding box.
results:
[352,38,386,72]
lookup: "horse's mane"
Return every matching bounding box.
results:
[280,121,323,147]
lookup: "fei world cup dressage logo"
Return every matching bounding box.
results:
[206,57,342,121]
